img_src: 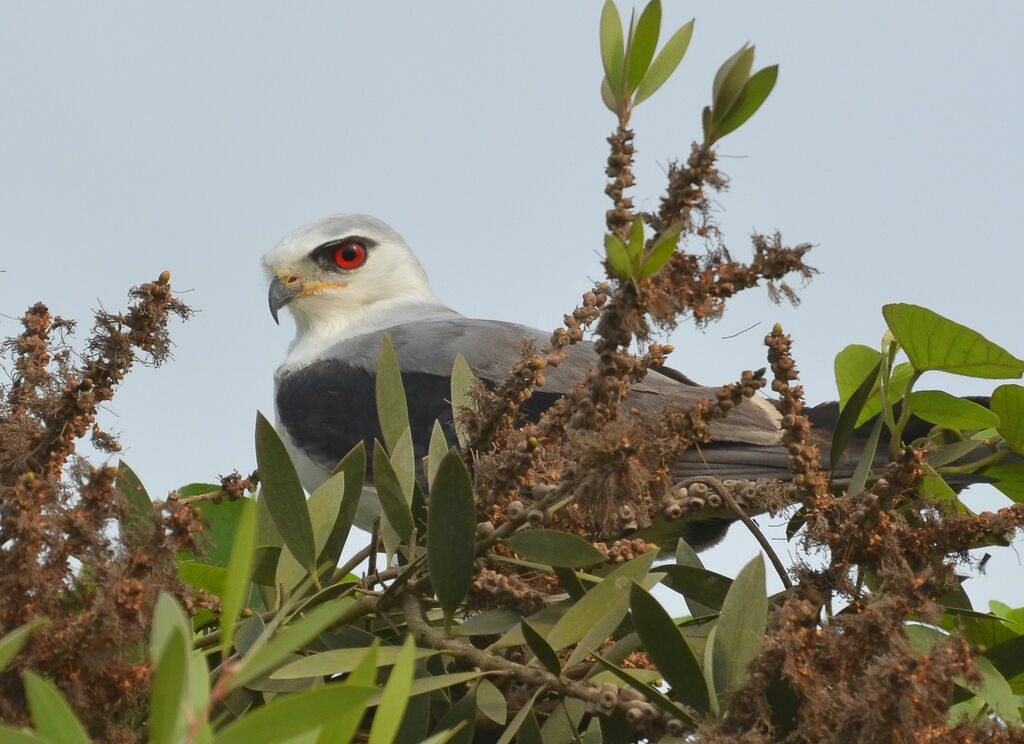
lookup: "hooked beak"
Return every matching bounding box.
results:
[268,275,302,325]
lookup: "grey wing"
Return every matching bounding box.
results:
[330,317,783,449]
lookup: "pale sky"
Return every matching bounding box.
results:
[3,2,1022,606]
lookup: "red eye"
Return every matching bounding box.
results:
[333,241,367,269]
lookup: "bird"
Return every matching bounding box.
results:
[264,213,817,543]
[265,213,980,547]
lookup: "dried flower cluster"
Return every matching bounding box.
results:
[0,276,202,743]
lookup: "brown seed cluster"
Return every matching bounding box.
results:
[0,276,205,743]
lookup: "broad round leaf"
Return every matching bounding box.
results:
[992,384,1024,452]
[882,304,1024,378]
[908,390,1000,430]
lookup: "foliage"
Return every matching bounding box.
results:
[3,2,1024,743]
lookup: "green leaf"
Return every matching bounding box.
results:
[495,689,542,744]
[605,233,632,279]
[713,64,778,139]
[376,334,411,453]
[847,416,884,497]
[630,583,710,714]
[220,499,256,660]
[831,357,883,469]
[150,629,188,744]
[883,304,1024,378]
[374,440,415,543]
[546,549,660,653]
[521,619,562,676]
[191,498,249,569]
[711,46,754,126]
[553,567,587,601]
[0,618,47,673]
[600,76,618,113]
[834,345,881,410]
[589,653,695,724]
[639,222,682,279]
[23,671,90,744]
[627,215,645,269]
[317,442,366,577]
[504,529,605,568]
[450,353,477,449]
[634,18,693,104]
[391,427,416,499]
[476,678,507,725]
[599,0,625,101]
[711,555,767,697]
[368,636,416,744]
[427,420,449,489]
[908,390,1000,430]
[211,684,377,744]
[626,0,660,94]
[255,411,316,570]
[428,450,477,624]
[229,598,357,691]
[433,686,477,744]
[272,645,439,679]
[992,384,1024,452]
[909,625,1022,726]
[0,726,48,743]
[989,461,1024,502]
[660,564,732,612]
[116,459,153,538]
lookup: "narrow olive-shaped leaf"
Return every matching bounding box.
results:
[660,564,732,612]
[992,384,1024,452]
[639,222,682,279]
[450,353,477,448]
[600,76,618,113]
[605,233,632,279]
[711,46,754,125]
[220,498,256,660]
[428,450,477,623]
[908,390,1000,430]
[476,678,507,725]
[627,216,645,267]
[375,334,411,453]
[212,684,377,744]
[272,645,438,679]
[712,555,767,696]
[713,64,778,140]
[427,419,449,489]
[590,653,696,724]
[23,671,90,744]
[347,642,380,688]
[317,442,366,575]
[0,619,47,673]
[521,619,562,676]
[229,598,356,691]
[433,686,477,744]
[847,416,884,497]
[630,583,710,714]
[626,0,660,93]
[374,440,415,543]
[505,529,606,568]
[0,727,46,743]
[925,439,985,468]
[150,592,192,671]
[368,636,416,744]
[420,722,471,744]
[547,549,660,652]
[553,567,587,601]
[830,358,882,470]
[150,630,188,744]
[883,304,1024,378]
[255,411,315,570]
[495,689,542,744]
[599,0,625,99]
[116,459,153,538]
[634,18,693,104]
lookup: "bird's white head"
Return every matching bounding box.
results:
[264,214,451,359]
